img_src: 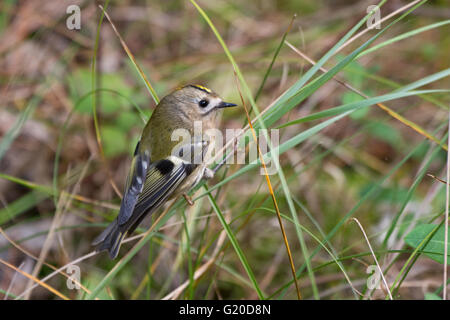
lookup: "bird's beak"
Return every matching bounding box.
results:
[217,101,237,109]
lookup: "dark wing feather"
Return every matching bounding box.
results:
[117,150,150,225]
[120,157,195,234]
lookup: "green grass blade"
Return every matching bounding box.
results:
[358,20,450,58]
[205,185,265,299]
[190,0,326,297]
[0,191,46,225]
[393,68,450,93]
[278,89,449,128]
[254,15,296,102]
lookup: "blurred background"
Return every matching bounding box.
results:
[0,0,450,300]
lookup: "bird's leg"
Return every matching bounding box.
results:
[202,167,214,180]
[183,193,194,206]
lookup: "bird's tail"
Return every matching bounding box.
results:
[92,220,126,259]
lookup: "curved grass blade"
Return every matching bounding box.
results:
[0,191,46,225]
[342,65,448,109]
[259,207,362,297]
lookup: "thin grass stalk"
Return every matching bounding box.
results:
[236,76,302,299]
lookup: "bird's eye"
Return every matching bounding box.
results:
[199,99,209,108]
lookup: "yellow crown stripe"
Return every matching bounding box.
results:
[191,84,212,93]
[176,84,213,94]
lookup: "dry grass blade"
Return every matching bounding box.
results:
[22,184,68,299]
[63,193,120,210]
[427,173,449,185]
[15,251,99,300]
[0,258,70,300]
[234,75,302,300]
[0,227,91,295]
[23,159,91,299]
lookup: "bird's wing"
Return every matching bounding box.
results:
[91,141,150,249]
[93,141,202,258]
[117,152,196,234]
[116,143,150,226]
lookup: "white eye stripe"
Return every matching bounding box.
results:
[211,97,221,106]
[199,97,221,114]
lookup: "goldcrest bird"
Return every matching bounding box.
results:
[92,84,237,259]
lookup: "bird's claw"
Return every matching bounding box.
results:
[183,193,194,206]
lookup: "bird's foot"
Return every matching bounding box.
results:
[183,193,194,206]
[202,167,214,180]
